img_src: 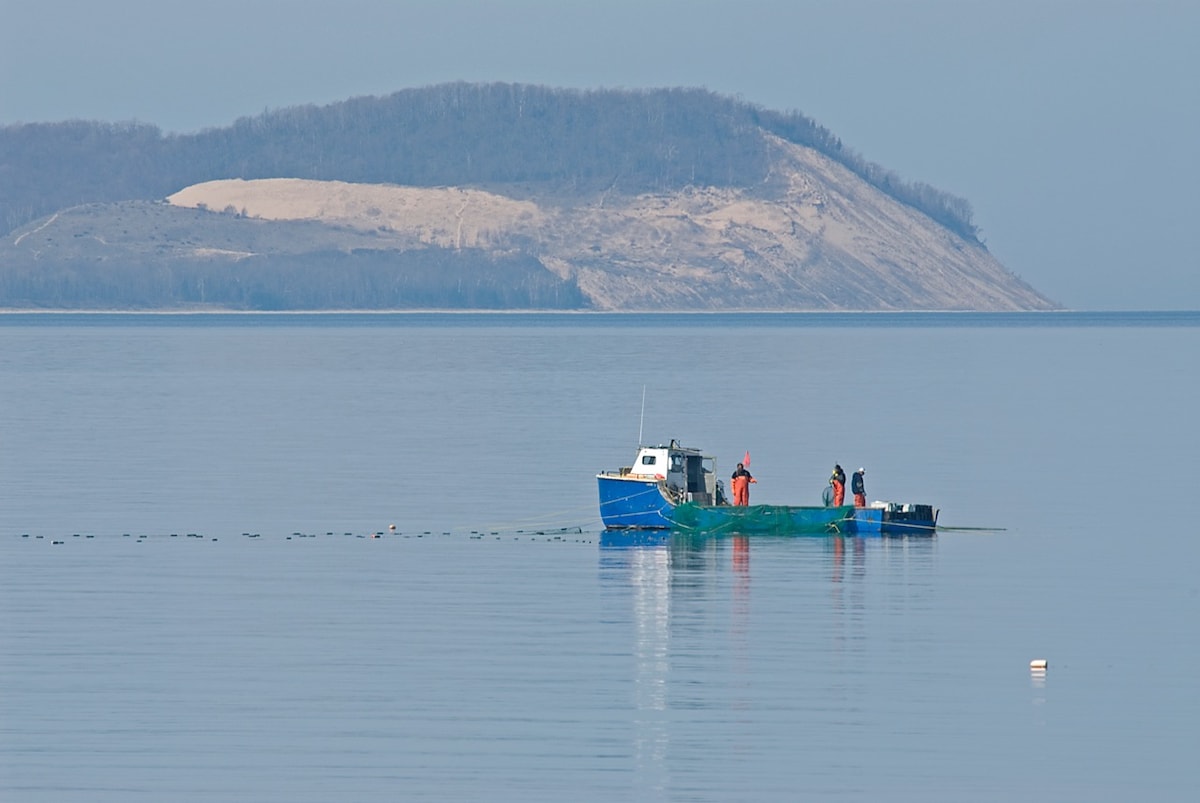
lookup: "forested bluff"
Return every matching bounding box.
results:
[0,83,1056,311]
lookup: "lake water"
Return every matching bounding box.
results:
[2,311,1199,801]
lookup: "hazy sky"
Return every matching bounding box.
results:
[3,0,1197,309]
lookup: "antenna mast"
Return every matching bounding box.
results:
[638,385,646,446]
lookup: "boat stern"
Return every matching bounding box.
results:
[848,502,938,535]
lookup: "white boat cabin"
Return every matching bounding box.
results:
[620,441,722,505]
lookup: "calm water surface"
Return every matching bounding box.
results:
[2,312,1198,801]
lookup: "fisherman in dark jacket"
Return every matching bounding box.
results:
[851,468,866,507]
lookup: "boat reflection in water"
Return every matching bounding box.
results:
[597,531,766,791]
[598,529,937,788]
[598,530,674,791]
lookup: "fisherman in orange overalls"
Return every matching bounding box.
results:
[830,465,845,507]
[731,463,756,506]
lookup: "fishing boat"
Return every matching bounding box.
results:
[597,441,937,535]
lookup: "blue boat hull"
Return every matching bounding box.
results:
[598,475,937,535]
[597,475,676,529]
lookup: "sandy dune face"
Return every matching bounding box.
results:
[169,179,544,250]
[166,139,1054,311]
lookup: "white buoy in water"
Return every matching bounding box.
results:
[389,524,396,531]
[1030,659,1048,670]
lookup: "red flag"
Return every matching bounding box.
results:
[743,451,751,467]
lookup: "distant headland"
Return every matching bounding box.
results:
[0,83,1057,311]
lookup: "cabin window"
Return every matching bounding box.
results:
[641,455,657,466]
[686,457,703,491]
[670,454,684,472]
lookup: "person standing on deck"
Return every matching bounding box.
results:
[851,468,866,507]
[830,465,846,507]
[731,463,756,506]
